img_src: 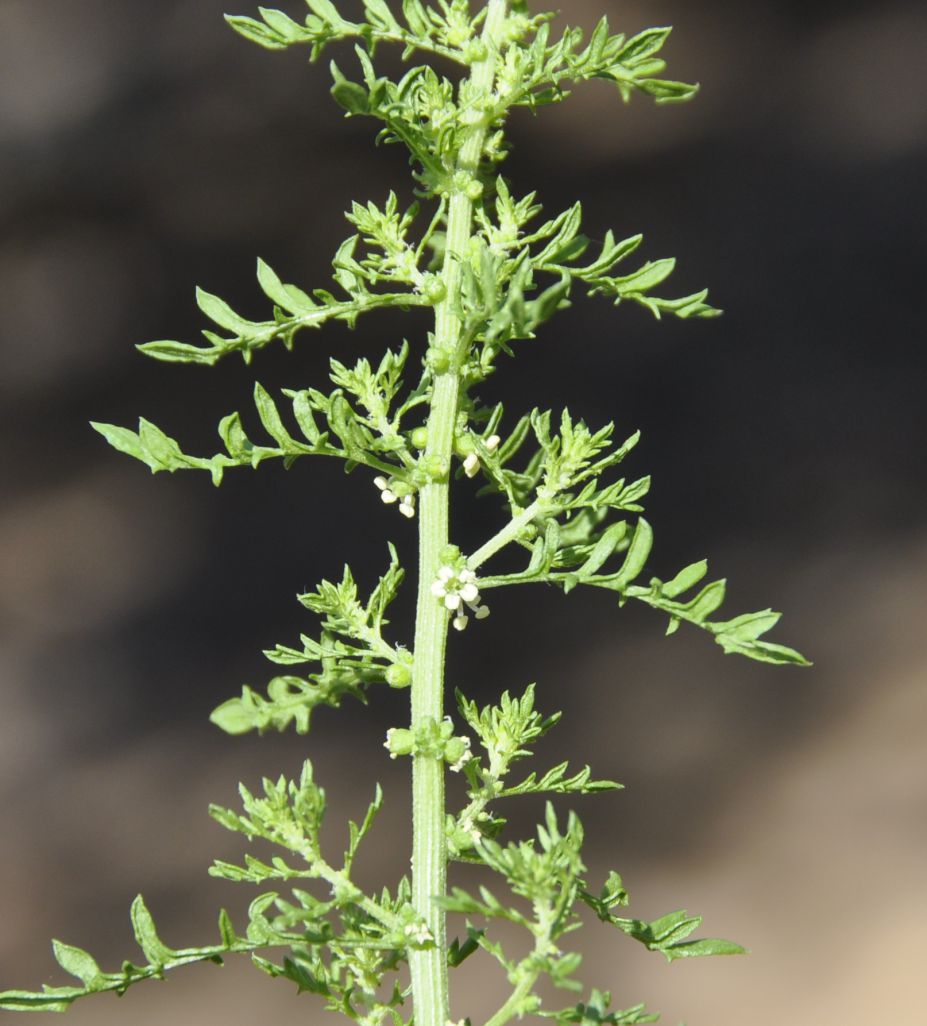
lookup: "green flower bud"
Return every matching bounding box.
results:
[426,348,451,375]
[420,275,446,304]
[410,427,429,450]
[385,663,412,689]
[464,40,488,64]
[385,728,414,758]
[465,179,484,202]
[453,434,476,457]
[420,455,449,481]
[444,736,473,773]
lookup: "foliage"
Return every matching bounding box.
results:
[1,2,806,1024]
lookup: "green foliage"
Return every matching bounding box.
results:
[0,897,261,1012]
[468,410,809,666]
[211,549,409,735]
[4,2,808,1024]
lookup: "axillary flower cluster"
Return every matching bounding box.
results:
[430,564,489,631]
[374,475,416,518]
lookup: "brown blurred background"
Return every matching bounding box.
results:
[1,0,925,1023]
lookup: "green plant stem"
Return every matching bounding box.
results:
[409,5,508,1026]
[467,500,543,571]
[483,975,538,1026]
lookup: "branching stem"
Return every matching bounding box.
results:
[468,500,543,572]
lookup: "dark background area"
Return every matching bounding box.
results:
[1,1,925,1022]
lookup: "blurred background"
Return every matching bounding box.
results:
[1,0,925,1022]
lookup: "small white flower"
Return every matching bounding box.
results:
[433,564,490,630]
[375,474,417,513]
[462,434,501,478]
[374,476,398,504]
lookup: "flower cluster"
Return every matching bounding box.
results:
[374,475,416,518]
[430,565,490,631]
[463,433,500,478]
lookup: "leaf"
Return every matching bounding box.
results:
[210,695,260,736]
[613,259,676,294]
[616,27,673,64]
[134,339,220,366]
[130,896,176,966]
[90,422,147,465]
[660,559,708,599]
[611,518,652,587]
[257,8,306,42]
[52,941,104,987]
[219,412,252,460]
[344,784,383,871]
[639,78,699,104]
[682,580,727,622]
[224,15,289,50]
[306,0,343,23]
[195,288,254,335]
[330,62,369,114]
[577,522,629,579]
[663,937,746,961]
[254,383,298,448]
[256,259,318,316]
[217,909,238,948]
[362,0,401,33]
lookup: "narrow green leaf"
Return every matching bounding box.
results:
[617,27,672,64]
[402,0,429,36]
[257,8,305,41]
[52,941,104,987]
[362,0,401,32]
[195,288,255,335]
[306,0,343,24]
[613,518,653,587]
[717,609,781,642]
[130,896,175,966]
[217,909,238,948]
[663,937,746,961]
[253,383,297,448]
[224,15,289,50]
[639,78,699,103]
[0,989,74,1013]
[135,339,219,365]
[137,419,187,471]
[683,580,726,622]
[218,412,252,460]
[210,697,257,736]
[330,62,368,114]
[578,522,628,578]
[90,422,147,464]
[660,559,708,598]
[615,259,676,294]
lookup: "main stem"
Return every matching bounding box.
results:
[409,5,507,1026]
